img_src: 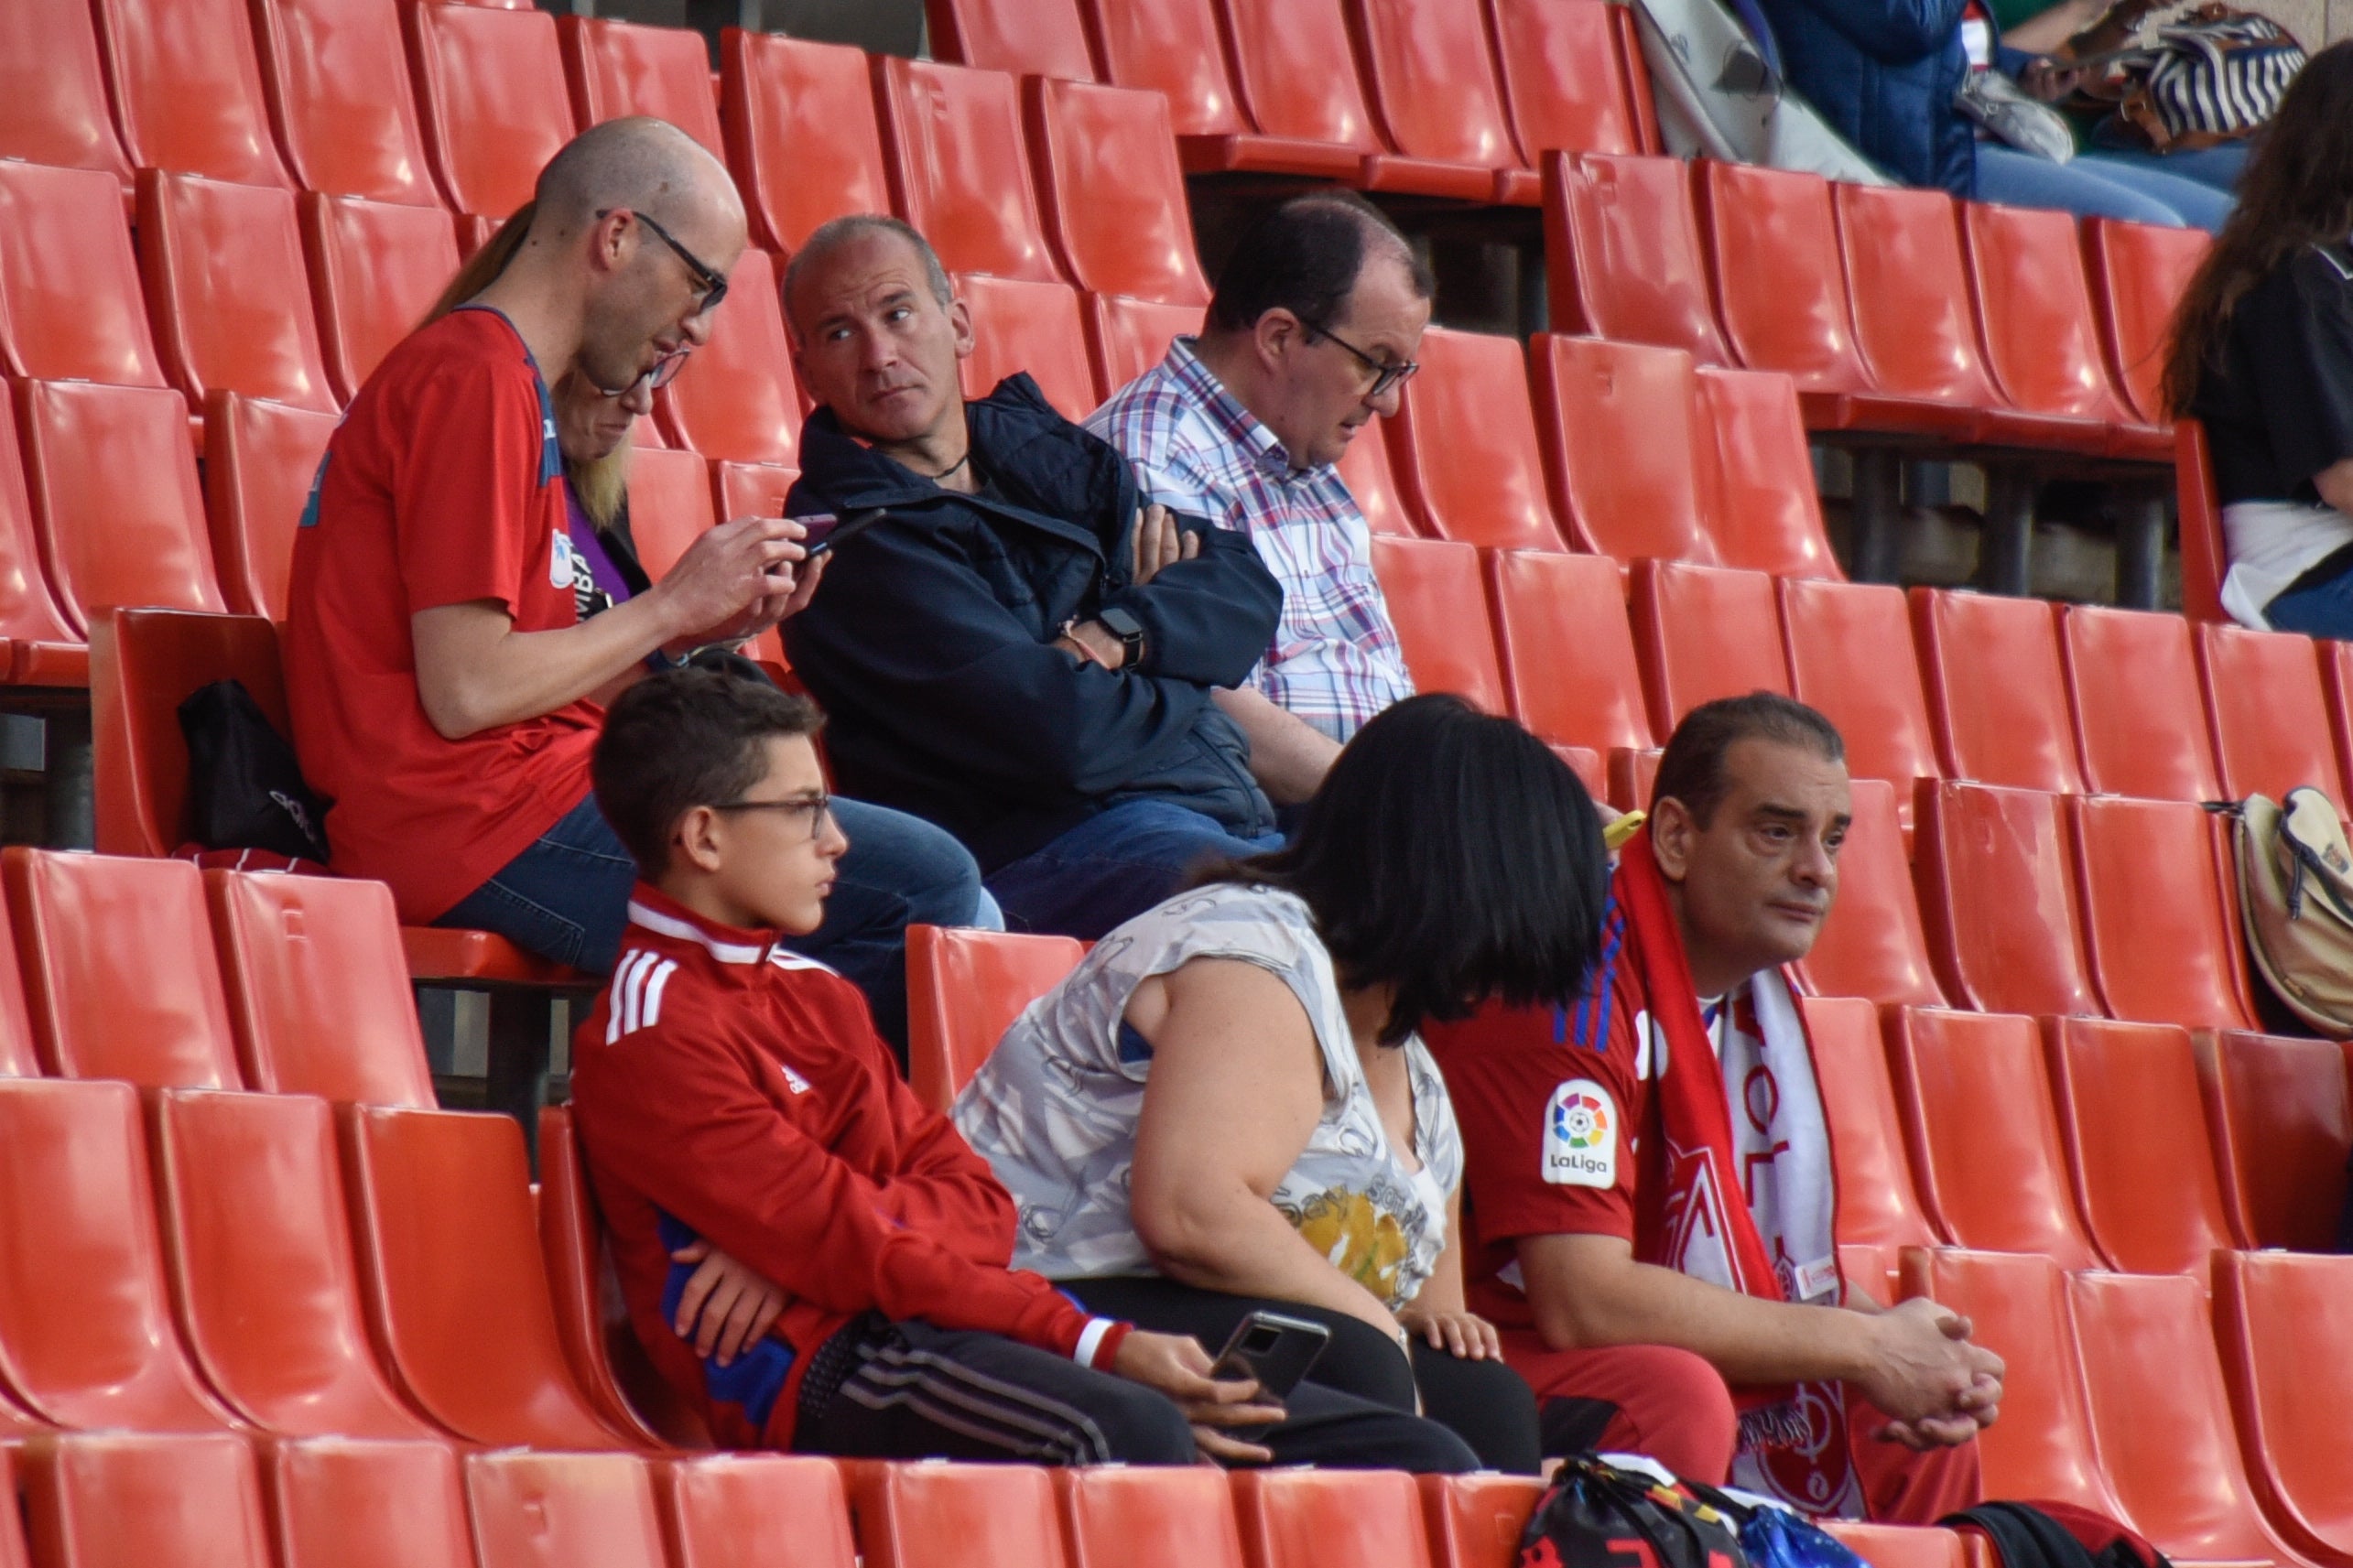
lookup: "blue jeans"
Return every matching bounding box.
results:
[2085,122,2250,196]
[2260,565,2353,640]
[437,793,992,1052]
[982,798,1285,940]
[1974,143,2234,232]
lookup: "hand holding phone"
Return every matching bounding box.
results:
[1209,1310,1333,1409]
[793,506,887,560]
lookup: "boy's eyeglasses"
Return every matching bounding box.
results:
[1302,320,1419,399]
[710,794,834,841]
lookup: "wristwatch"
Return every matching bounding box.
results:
[1098,606,1145,672]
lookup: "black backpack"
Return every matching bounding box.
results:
[1521,1457,1751,1568]
[177,679,331,862]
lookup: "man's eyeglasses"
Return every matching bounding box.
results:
[599,207,730,315]
[1303,320,1419,399]
[710,793,834,841]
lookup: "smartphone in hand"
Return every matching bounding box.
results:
[794,506,887,559]
[1209,1310,1332,1433]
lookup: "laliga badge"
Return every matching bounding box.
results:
[549,528,576,589]
[1543,1077,1617,1186]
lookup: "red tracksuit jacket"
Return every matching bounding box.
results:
[569,885,1129,1448]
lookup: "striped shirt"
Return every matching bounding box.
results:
[1087,337,1414,741]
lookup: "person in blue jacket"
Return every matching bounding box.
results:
[778,214,1286,942]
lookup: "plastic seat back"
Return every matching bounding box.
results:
[1544,153,1730,363]
[1796,994,1938,1256]
[1029,80,1209,306]
[845,1458,1068,1568]
[2197,1030,2353,1252]
[1389,330,1567,550]
[663,1455,859,1568]
[1530,334,1712,562]
[1789,778,1946,1009]
[1234,1468,1434,1568]
[254,0,441,207]
[0,383,89,684]
[19,1433,270,1567]
[876,59,1061,283]
[1914,781,2100,1017]
[92,0,291,189]
[1629,559,1788,739]
[203,392,337,622]
[558,16,725,156]
[1485,547,1654,758]
[1216,0,1383,152]
[407,3,579,222]
[1060,1465,1250,1568]
[656,249,801,464]
[2059,603,2221,801]
[5,849,243,1088]
[1081,0,1247,137]
[927,0,1096,77]
[1084,296,1206,400]
[1336,420,1422,537]
[0,1079,239,1431]
[721,32,892,255]
[1417,1474,1545,1568]
[2082,218,2207,427]
[1371,536,1510,714]
[2042,1016,2241,1281]
[205,871,437,1106]
[345,1105,633,1449]
[267,1438,478,1568]
[1695,162,1867,394]
[906,925,1086,1111]
[91,608,287,860]
[1345,0,1523,173]
[1919,1249,2130,1517]
[1492,0,1648,159]
[1832,185,2001,409]
[712,462,800,524]
[2196,622,2348,805]
[958,274,1102,420]
[16,379,226,632]
[153,1089,441,1438]
[1963,202,2137,425]
[2213,1250,2353,1563]
[139,173,338,415]
[0,160,166,388]
[1819,1527,1968,1568]
[2175,417,2228,622]
[0,0,130,179]
[1696,368,1842,579]
[1885,1007,2105,1269]
[2067,1271,2304,1565]
[1779,579,1937,805]
[467,1451,668,1568]
[621,449,718,584]
[1912,588,2083,794]
[2067,795,2253,1029]
[302,194,463,405]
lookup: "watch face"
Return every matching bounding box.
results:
[1100,609,1143,637]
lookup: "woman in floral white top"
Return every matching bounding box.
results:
[956,695,1610,1472]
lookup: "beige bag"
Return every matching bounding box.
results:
[2235,789,2353,1038]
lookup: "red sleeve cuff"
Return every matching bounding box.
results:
[1077,1317,1133,1371]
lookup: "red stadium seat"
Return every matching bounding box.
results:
[406,2,579,225]
[1694,367,1844,579]
[2175,417,2228,622]
[151,1088,443,1438]
[1915,1249,2132,1519]
[1491,0,1653,160]
[1388,330,1568,551]
[1798,994,1940,1267]
[1371,535,1510,715]
[1790,778,1946,1009]
[253,0,442,208]
[138,173,338,416]
[302,193,463,405]
[266,1437,477,1568]
[1886,1006,2107,1268]
[16,379,227,633]
[2322,641,2353,807]
[1530,334,1713,563]
[720,33,893,257]
[712,461,800,523]
[656,250,801,465]
[0,1078,242,1430]
[1080,0,1244,142]
[926,0,1097,78]
[957,274,1101,420]
[467,1451,668,1568]
[1083,296,1206,401]
[1629,559,1788,740]
[2196,1029,2352,1253]
[2196,622,2348,806]
[876,59,1061,283]
[1544,153,1730,364]
[1417,1474,1545,1568]
[5,849,243,1088]
[1914,781,2100,1018]
[906,925,1085,1112]
[622,447,718,579]
[2081,218,2207,427]
[1234,1467,1434,1568]
[1820,1526,1968,1568]
[0,160,166,389]
[0,384,89,688]
[2058,603,2222,802]
[1027,79,1210,305]
[558,16,725,157]
[845,1458,1068,1568]
[2213,1250,2353,1565]
[1962,202,2152,453]
[663,1455,859,1568]
[1345,0,1536,203]
[1338,421,1424,538]
[2067,1270,2315,1567]
[1485,547,1654,763]
[1201,0,1391,179]
[0,0,131,181]
[18,1434,270,1567]
[204,871,438,1107]
[1830,186,2007,427]
[343,1104,634,1449]
[1061,1465,1251,1568]
[89,609,284,859]
[1911,588,2084,794]
[2067,794,2255,1030]
[91,0,292,189]
[1778,579,1938,809]
[2042,1016,2245,1281]
[202,392,335,622]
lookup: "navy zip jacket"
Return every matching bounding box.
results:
[781,374,1283,872]
[1760,0,1975,196]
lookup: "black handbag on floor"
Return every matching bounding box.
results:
[1522,1457,1751,1568]
[177,679,331,862]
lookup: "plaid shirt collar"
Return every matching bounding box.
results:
[1160,336,1318,484]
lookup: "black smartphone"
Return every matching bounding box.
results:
[1208,1310,1332,1407]
[797,506,887,559]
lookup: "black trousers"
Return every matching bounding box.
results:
[793,1316,1483,1471]
[1064,1276,1543,1475]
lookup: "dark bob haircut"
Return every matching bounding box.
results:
[1651,692,1845,828]
[592,666,825,876]
[1204,190,1436,338]
[1199,693,1608,1044]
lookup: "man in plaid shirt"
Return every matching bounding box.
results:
[1090,194,1427,808]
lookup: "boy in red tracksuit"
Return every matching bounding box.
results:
[569,668,1285,1463]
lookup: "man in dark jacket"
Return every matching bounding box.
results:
[779,215,1285,939]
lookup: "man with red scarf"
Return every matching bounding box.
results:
[1425,694,1998,1519]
